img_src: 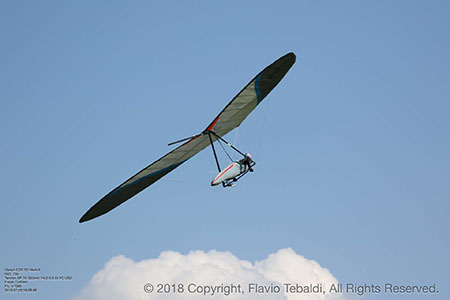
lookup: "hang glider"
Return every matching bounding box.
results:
[79,52,296,223]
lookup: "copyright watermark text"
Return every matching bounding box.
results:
[142,282,439,296]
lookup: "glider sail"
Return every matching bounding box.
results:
[79,52,296,223]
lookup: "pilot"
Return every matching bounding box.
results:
[238,153,254,172]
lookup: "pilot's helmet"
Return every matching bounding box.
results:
[245,153,252,159]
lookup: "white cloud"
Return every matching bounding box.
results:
[72,248,344,300]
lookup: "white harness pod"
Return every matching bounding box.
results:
[211,162,242,186]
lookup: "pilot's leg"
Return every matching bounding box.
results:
[246,161,254,172]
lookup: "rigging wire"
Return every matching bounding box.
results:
[217,138,234,162]
[256,100,270,159]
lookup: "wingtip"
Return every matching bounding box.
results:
[79,211,93,223]
[286,52,296,62]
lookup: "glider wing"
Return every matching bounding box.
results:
[79,52,295,223]
[79,134,210,222]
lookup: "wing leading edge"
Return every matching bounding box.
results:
[79,52,296,223]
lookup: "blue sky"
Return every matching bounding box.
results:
[1,1,449,299]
